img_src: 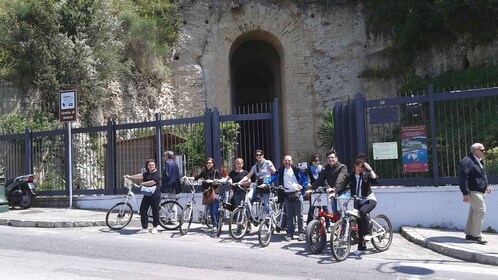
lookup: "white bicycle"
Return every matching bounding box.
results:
[105,177,182,230]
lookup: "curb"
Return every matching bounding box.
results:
[0,218,106,228]
[400,226,498,266]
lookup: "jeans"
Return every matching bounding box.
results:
[248,184,270,215]
[284,194,304,237]
[355,199,377,250]
[206,196,219,228]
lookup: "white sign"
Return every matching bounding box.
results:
[59,90,77,122]
[373,142,398,160]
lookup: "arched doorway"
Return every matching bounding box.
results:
[231,40,281,109]
[230,38,282,166]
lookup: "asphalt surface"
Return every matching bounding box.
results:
[1,207,497,266]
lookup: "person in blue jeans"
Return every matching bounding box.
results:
[238,149,276,215]
[265,155,309,241]
[194,157,221,233]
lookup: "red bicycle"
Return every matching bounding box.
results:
[305,188,359,253]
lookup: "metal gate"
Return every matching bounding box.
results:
[334,85,498,186]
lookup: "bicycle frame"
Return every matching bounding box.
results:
[183,179,211,222]
[238,183,264,224]
[122,178,140,213]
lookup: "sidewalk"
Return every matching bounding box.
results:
[1,208,497,266]
[401,226,498,266]
[0,207,106,228]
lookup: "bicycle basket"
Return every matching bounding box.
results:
[311,193,328,207]
[123,177,134,191]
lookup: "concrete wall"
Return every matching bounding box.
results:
[51,184,498,231]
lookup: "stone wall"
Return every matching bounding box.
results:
[170,0,497,160]
[1,0,497,161]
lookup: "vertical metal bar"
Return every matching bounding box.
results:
[204,108,212,159]
[106,118,116,194]
[212,107,221,171]
[428,84,439,187]
[64,122,73,207]
[272,98,280,169]
[333,102,343,157]
[355,92,366,155]
[155,113,162,172]
[24,128,33,174]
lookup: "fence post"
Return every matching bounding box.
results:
[106,118,116,195]
[355,93,366,156]
[23,128,33,175]
[204,108,213,159]
[155,113,163,173]
[428,84,439,187]
[333,102,344,158]
[212,108,221,171]
[64,122,74,207]
[272,98,280,168]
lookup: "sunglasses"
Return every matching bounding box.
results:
[255,154,263,156]
[479,149,486,152]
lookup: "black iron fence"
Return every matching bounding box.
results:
[334,85,498,186]
[0,100,279,196]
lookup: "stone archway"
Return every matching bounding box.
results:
[230,40,281,109]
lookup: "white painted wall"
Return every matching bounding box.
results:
[74,185,498,231]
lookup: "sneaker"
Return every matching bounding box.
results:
[246,225,252,233]
[352,250,366,256]
[284,236,292,242]
[137,228,149,234]
[298,234,305,241]
[150,227,158,234]
[364,234,373,241]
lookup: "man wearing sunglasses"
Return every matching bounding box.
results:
[459,143,492,244]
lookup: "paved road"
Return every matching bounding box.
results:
[2,223,498,280]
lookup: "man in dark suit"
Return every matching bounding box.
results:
[311,150,348,216]
[459,143,492,244]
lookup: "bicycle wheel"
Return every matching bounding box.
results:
[306,219,327,253]
[179,206,193,235]
[216,209,223,237]
[371,214,393,252]
[106,202,133,230]
[158,200,183,230]
[330,219,352,262]
[203,206,213,229]
[258,218,272,247]
[229,207,249,240]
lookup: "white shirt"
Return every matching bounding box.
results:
[283,167,300,192]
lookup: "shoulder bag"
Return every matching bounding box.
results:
[141,185,157,196]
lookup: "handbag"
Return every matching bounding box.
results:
[202,187,217,205]
[141,185,157,196]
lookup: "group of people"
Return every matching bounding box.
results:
[125,141,492,254]
[126,148,380,255]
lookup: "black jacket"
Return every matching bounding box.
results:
[336,171,377,198]
[459,153,488,195]
[311,162,348,192]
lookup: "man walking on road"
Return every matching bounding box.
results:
[459,143,492,244]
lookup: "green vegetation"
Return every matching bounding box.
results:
[0,110,59,134]
[317,110,335,150]
[0,0,179,125]
[366,0,498,77]
[175,121,241,175]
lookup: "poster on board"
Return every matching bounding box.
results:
[401,125,428,172]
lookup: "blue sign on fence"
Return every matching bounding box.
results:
[369,107,398,124]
